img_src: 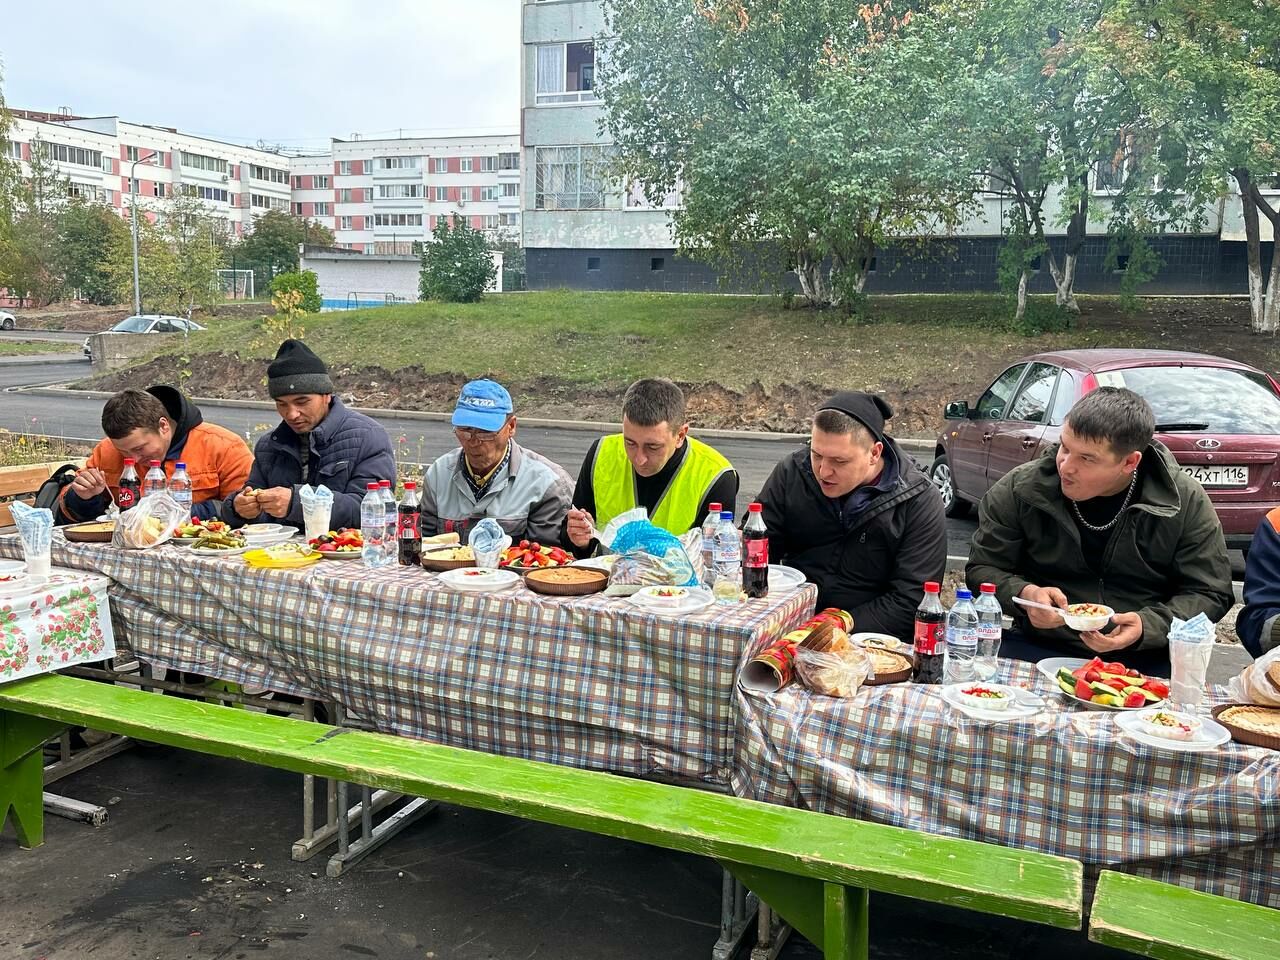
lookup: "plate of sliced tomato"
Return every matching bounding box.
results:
[1037,655,1169,710]
[308,528,364,559]
[500,540,571,572]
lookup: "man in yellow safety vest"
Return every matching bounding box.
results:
[564,378,738,554]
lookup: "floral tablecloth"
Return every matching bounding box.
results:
[0,568,116,683]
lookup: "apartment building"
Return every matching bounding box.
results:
[5,110,291,238]
[519,1,1274,295]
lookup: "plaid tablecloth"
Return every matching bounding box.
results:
[0,535,815,786]
[0,567,115,682]
[733,656,1280,907]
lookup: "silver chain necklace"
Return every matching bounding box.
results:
[1071,470,1139,533]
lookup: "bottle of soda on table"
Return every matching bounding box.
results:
[945,588,980,684]
[912,581,946,684]
[974,582,1003,681]
[700,502,722,588]
[143,459,166,498]
[379,480,397,564]
[398,481,421,567]
[712,510,741,605]
[742,502,769,599]
[168,461,192,515]
[117,458,141,512]
[360,482,387,569]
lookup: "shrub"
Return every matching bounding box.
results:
[269,270,322,314]
[419,218,497,303]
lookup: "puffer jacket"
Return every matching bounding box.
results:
[222,397,396,530]
[966,441,1234,652]
[59,385,252,523]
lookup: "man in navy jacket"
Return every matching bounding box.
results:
[1238,508,1280,658]
[223,340,396,530]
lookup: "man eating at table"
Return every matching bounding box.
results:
[564,377,738,554]
[58,385,252,524]
[757,391,947,640]
[966,387,1233,675]
[223,339,396,531]
[420,379,573,542]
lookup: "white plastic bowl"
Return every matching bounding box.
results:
[1142,710,1202,741]
[1062,603,1113,632]
[0,559,27,580]
[954,683,1017,711]
[243,523,286,536]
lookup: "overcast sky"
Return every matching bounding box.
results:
[1,0,521,151]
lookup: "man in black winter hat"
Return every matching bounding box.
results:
[758,391,947,641]
[223,339,396,530]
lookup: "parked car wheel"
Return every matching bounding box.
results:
[0,314,14,330]
[930,454,970,518]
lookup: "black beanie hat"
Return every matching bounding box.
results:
[267,339,335,399]
[817,391,894,442]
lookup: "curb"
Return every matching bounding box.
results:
[0,355,88,367]
[14,384,937,453]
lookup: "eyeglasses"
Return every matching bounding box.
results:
[454,426,503,442]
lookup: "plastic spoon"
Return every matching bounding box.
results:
[1011,595,1066,618]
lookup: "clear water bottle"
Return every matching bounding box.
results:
[143,459,167,498]
[974,582,1004,681]
[944,588,980,683]
[360,482,387,568]
[379,480,397,564]
[168,461,192,515]
[712,510,741,605]
[700,502,723,588]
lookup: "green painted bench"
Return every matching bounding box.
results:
[1089,870,1280,960]
[1,674,1084,959]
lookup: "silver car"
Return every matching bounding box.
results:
[0,310,15,330]
[83,314,206,358]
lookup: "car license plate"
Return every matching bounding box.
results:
[1182,465,1248,488]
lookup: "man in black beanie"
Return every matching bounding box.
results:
[758,391,946,640]
[223,339,396,530]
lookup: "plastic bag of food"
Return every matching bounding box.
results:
[1228,642,1280,707]
[467,517,512,570]
[112,492,186,550]
[794,644,874,698]
[604,517,700,596]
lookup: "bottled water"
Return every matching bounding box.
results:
[379,480,397,564]
[944,588,980,683]
[167,461,192,516]
[974,582,1004,681]
[712,511,741,605]
[142,460,167,498]
[700,502,723,588]
[360,483,388,568]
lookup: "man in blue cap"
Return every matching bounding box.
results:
[420,379,573,543]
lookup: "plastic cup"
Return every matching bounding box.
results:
[1169,636,1212,713]
[23,544,51,578]
[473,546,502,571]
[303,504,332,542]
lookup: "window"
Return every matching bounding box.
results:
[499,212,519,226]
[536,41,598,104]
[313,174,330,189]
[293,202,303,215]
[337,160,353,176]
[376,156,421,170]
[101,154,115,173]
[480,156,497,172]
[377,183,424,199]
[650,257,665,272]
[4,141,21,160]
[460,157,473,173]
[314,202,331,216]
[433,186,448,202]
[626,179,682,209]
[860,256,877,274]
[40,141,103,168]
[373,213,422,227]
[181,151,228,175]
[499,152,519,171]
[976,365,1027,420]
[184,185,228,202]
[433,157,448,173]
[1095,366,1280,435]
[480,185,500,201]
[483,215,499,229]
[252,193,288,210]
[250,163,287,184]
[152,182,166,198]
[501,182,519,197]
[126,145,141,163]
[372,241,416,255]
[291,175,303,189]
[587,256,601,271]
[68,182,103,202]
[1006,363,1059,424]
[534,145,614,210]
[340,216,353,231]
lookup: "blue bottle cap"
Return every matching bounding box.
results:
[720,511,733,521]
[176,462,186,470]
[955,588,972,601]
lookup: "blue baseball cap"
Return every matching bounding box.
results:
[452,379,513,432]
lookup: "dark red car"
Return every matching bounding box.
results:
[930,349,1280,550]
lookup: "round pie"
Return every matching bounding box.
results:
[1217,705,1280,737]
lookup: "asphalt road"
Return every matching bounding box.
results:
[0,328,89,343]
[0,358,91,389]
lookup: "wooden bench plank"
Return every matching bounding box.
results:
[0,674,1084,929]
[1089,871,1280,960]
[0,465,63,498]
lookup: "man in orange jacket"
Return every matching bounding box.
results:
[58,386,253,523]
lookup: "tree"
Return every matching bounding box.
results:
[419,216,496,303]
[1094,1,1280,332]
[233,209,334,291]
[269,269,322,313]
[58,201,129,304]
[599,0,976,310]
[0,133,71,305]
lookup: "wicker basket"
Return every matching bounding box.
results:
[524,567,608,596]
[63,522,116,543]
[864,649,913,686]
[1212,704,1280,750]
[420,548,476,572]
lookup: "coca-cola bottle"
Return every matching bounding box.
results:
[912,581,947,684]
[398,481,422,567]
[117,458,141,512]
[742,502,769,599]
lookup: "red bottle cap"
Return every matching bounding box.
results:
[403,481,416,489]
[748,503,762,513]
[708,503,722,513]
[123,458,135,465]
[980,582,996,593]
[923,581,941,593]
[150,460,161,466]
[367,482,379,491]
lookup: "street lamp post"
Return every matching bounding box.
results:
[129,150,158,315]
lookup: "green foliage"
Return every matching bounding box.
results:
[57,202,128,304]
[231,209,334,291]
[1006,299,1075,337]
[0,134,70,305]
[418,217,496,303]
[251,288,307,352]
[269,270,321,313]
[1103,225,1162,312]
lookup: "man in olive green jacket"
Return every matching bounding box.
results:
[966,387,1232,674]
